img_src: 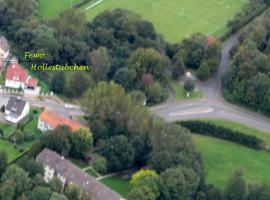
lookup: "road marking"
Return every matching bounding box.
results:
[169,107,214,117]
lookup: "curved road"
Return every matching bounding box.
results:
[151,35,270,133]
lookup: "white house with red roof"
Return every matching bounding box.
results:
[5,63,39,92]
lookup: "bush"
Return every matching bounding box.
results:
[0,105,5,113]
[197,63,210,80]
[145,82,168,105]
[0,129,3,137]
[93,156,108,174]
[24,131,35,142]
[184,79,195,92]
[178,121,265,150]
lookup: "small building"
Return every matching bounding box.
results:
[5,96,30,124]
[36,148,124,200]
[38,110,83,133]
[5,63,39,91]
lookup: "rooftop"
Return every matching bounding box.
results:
[37,148,124,200]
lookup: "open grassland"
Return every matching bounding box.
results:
[38,0,81,18]
[82,0,247,42]
[193,135,270,189]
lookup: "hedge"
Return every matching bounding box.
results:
[178,121,265,150]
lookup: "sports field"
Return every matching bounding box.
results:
[38,0,81,18]
[193,135,270,189]
[82,0,247,42]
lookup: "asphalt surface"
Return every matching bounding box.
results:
[151,35,270,133]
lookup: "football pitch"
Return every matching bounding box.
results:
[82,0,247,42]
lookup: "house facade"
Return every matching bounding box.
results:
[38,110,83,133]
[36,149,124,200]
[5,96,30,124]
[5,63,39,91]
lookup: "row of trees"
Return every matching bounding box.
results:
[222,9,270,116]
[179,121,265,150]
[227,0,269,35]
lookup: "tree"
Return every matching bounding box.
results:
[50,192,68,200]
[68,128,93,158]
[184,79,195,93]
[29,186,52,200]
[223,169,246,200]
[41,126,71,156]
[49,177,63,193]
[1,165,32,199]
[128,186,157,200]
[149,122,202,174]
[197,63,210,80]
[65,71,93,97]
[113,67,137,89]
[145,82,168,105]
[131,169,160,198]
[128,48,167,82]
[64,184,81,200]
[89,46,111,82]
[129,91,146,106]
[0,150,8,177]
[172,58,185,80]
[159,166,200,200]
[50,72,66,94]
[100,135,135,172]
[17,156,44,177]
[93,156,108,174]
[0,179,16,200]
[247,183,270,200]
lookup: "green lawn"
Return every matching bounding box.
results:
[0,123,16,138]
[38,0,82,18]
[70,158,89,169]
[170,80,203,101]
[86,168,98,178]
[101,175,130,198]
[202,119,270,147]
[0,138,22,162]
[82,0,247,42]
[193,135,270,190]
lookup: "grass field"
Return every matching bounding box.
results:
[82,0,247,42]
[38,0,82,18]
[0,123,16,138]
[101,175,130,198]
[193,135,270,190]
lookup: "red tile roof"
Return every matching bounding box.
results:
[40,110,83,132]
[6,64,28,82]
[27,78,38,88]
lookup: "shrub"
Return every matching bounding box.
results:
[0,105,5,113]
[145,82,168,105]
[178,121,265,150]
[93,156,108,174]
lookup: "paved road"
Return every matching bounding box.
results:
[0,93,84,119]
[151,35,270,133]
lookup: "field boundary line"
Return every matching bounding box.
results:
[86,0,104,10]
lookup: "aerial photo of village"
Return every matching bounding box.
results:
[1,0,270,200]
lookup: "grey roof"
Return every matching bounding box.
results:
[6,97,27,116]
[36,148,124,200]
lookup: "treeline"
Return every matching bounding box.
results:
[222,9,270,116]
[179,121,265,150]
[223,0,269,40]
[0,0,222,105]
